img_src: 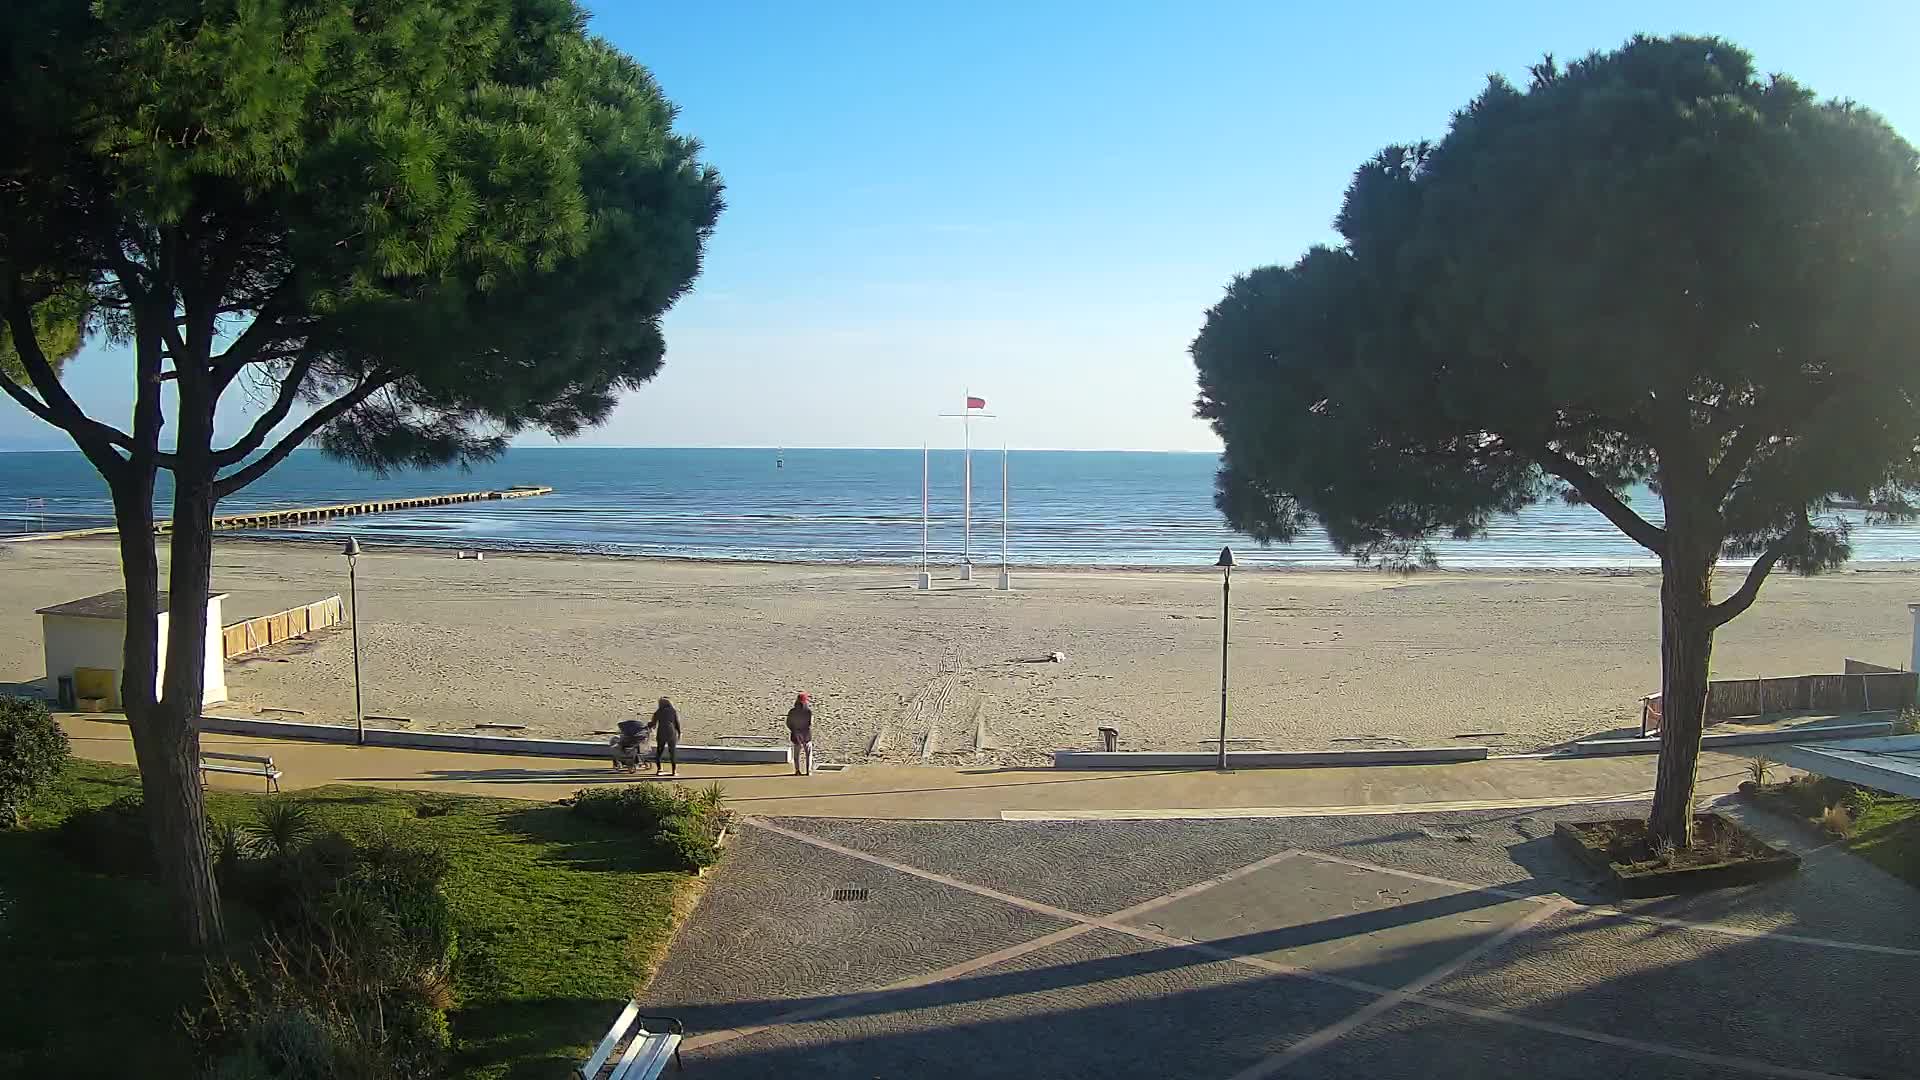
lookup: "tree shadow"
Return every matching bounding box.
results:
[495,802,684,875]
[450,995,628,1080]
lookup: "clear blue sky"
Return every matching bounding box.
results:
[6,1,1918,453]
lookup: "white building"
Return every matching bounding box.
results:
[36,589,229,707]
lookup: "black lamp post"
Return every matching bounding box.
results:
[343,536,364,746]
[1216,545,1234,769]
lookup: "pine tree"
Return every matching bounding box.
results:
[0,0,723,945]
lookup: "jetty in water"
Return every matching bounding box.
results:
[4,485,554,542]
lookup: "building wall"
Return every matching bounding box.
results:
[40,595,227,707]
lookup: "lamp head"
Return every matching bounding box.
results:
[1215,546,1235,568]
[342,536,362,561]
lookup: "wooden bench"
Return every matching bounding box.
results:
[579,1000,683,1079]
[199,751,282,793]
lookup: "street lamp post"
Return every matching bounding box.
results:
[343,536,364,746]
[1216,545,1235,769]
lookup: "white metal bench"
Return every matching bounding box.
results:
[199,751,282,793]
[579,1000,683,1079]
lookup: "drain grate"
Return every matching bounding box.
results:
[831,888,869,902]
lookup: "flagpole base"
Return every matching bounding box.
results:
[914,572,932,591]
[997,571,1013,591]
[960,563,974,582]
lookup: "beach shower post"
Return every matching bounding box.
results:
[916,445,932,590]
[1216,545,1235,769]
[343,536,365,745]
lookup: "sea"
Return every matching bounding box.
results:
[4,446,1920,569]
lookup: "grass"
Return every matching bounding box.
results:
[1749,774,1920,891]
[1849,796,1920,890]
[0,760,703,1080]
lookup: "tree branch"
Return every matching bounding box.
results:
[213,375,391,497]
[2,294,134,478]
[211,355,314,466]
[1532,444,1667,555]
[1708,538,1787,628]
[1708,423,1769,501]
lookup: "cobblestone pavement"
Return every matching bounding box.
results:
[645,799,1920,1079]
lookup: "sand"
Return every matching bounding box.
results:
[3,538,1917,765]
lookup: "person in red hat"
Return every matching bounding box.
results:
[785,692,814,776]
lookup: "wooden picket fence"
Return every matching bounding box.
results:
[1640,659,1915,735]
[222,595,344,660]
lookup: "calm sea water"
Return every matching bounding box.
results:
[3,446,1919,568]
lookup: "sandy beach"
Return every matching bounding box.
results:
[3,537,1917,764]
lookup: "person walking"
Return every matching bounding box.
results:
[785,692,814,776]
[651,697,681,777]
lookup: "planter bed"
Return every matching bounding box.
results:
[1554,813,1800,897]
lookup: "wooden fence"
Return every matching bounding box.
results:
[222,595,344,660]
[1640,660,1916,735]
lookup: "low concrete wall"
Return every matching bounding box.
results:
[1572,720,1894,757]
[1052,746,1490,770]
[193,714,789,764]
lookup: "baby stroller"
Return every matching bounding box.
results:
[610,718,651,772]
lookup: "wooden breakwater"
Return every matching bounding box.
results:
[2,485,552,542]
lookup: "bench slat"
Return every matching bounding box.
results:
[580,999,640,1079]
[201,763,279,776]
[202,751,275,765]
[608,1031,679,1080]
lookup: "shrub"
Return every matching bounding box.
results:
[655,813,719,872]
[246,801,319,860]
[570,784,682,832]
[1820,804,1855,838]
[55,794,151,875]
[1745,756,1774,787]
[1896,706,1920,736]
[570,783,728,871]
[1843,787,1881,820]
[191,823,458,1079]
[0,696,69,827]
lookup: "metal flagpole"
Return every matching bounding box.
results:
[962,394,973,580]
[939,397,993,582]
[997,446,1012,590]
[916,445,931,590]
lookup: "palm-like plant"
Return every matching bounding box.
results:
[244,801,317,860]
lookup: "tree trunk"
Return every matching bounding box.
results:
[1648,541,1716,849]
[111,467,226,949]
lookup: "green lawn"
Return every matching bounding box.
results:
[1850,795,1920,890]
[0,761,701,1080]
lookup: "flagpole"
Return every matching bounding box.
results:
[997,445,1012,591]
[962,391,973,580]
[916,444,931,590]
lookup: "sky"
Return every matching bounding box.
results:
[6,1,1920,453]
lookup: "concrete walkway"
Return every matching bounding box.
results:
[61,716,1754,818]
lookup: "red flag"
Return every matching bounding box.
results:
[966,396,986,410]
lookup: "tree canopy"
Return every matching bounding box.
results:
[1195,36,1920,580]
[1,0,723,484]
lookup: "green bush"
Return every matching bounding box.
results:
[55,794,151,875]
[655,813,719,871]
[570,784,682,832]
[246,801,319,860]
[1843,787,1882,820]
[191,821,458,1079]
[0,696,69,827]
[569,784,728,871]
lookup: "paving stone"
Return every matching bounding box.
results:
[646,825,1072,1034]
[1312,1001,1763,1080]
[1427,907,1916,1079]
[683,927,1377,1080]
[1124,855,1542,989]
